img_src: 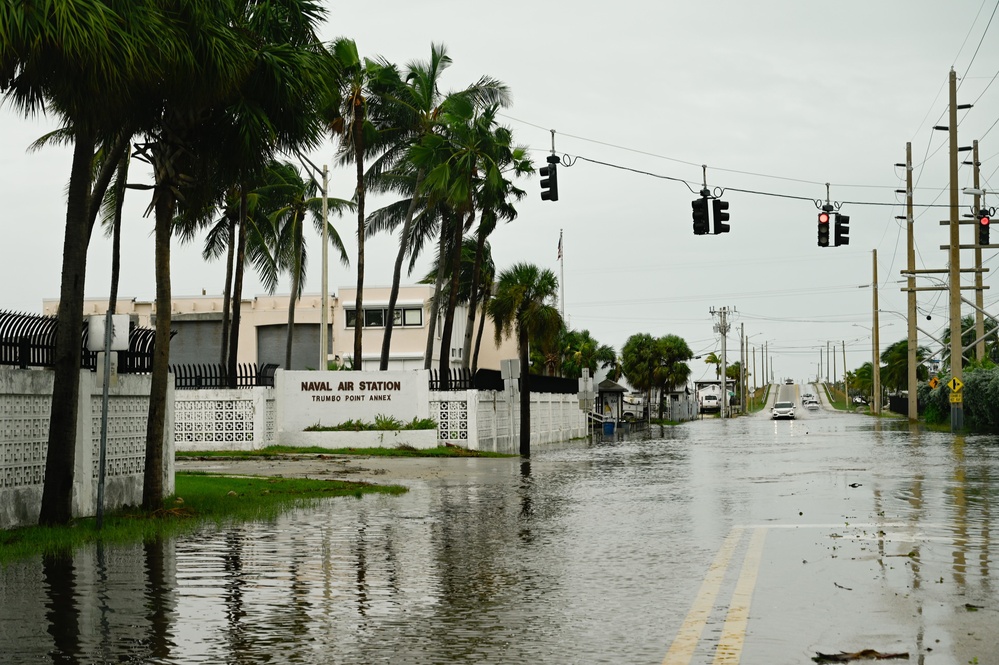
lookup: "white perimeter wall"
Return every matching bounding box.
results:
[0,367,175,529]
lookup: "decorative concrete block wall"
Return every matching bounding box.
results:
[173,387,276,452]
[0,367,174,529]
[430,389,585,454]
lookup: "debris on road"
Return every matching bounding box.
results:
[812,649,910,662]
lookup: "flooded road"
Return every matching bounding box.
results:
[2,387,998,664]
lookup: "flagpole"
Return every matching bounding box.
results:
[558,229,564,321]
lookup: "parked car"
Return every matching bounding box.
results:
[701,394,720,413]
[852,396,867,405]
[771,401,796,420]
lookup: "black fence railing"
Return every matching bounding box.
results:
[428,367,577,394]
[0,310,157,372]
[171,363,279,389]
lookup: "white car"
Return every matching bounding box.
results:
[771,401,796,420]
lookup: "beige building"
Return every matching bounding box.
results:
[45,284,516,371]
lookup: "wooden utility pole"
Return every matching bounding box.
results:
[947,68,964,431]
[905,142,918,422]
[872,249,881,415]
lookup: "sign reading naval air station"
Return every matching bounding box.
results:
[276,369,430,435]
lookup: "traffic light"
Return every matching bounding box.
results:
[834,213,850,246]
[692,197,709,235]
[540,155,559,202]
[712,199,730,234]
[817,211,830,247]
[979,208,990,245]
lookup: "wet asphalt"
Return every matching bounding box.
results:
[2,383,997,664]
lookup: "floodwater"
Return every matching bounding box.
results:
[2,400,999,664]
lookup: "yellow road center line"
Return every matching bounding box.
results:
[661,527,745,665]
[712,527,768,664]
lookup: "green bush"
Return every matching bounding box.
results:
[304,415,437,432]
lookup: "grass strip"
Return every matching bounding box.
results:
[176,445,514,459]
[0,472,405,565]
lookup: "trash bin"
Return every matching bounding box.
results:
[603,421,615,435]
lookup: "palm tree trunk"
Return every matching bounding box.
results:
[461,224,488,369]
[39,130,96,525]
[143,189,175,509]
[380,171,424,370]
[220,213,235,366]
[518,324,531,457]
[423,220,450,371]
[227,188,248,388]
[471,288,488,373]
[352,108,365,371]
[437,210,469,389]
[285,216,303,369]
[108,156,128,314]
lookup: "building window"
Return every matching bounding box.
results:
[345,307,423,328]
[403,308,422,326]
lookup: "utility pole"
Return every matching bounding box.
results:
[711,307,732,419]
[843,341,848,406]
[946,68,964,431]
[904,142,918,422]
[740,323,746,413]
[872,249,881,416]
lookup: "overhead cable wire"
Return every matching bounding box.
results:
[565,154,955,208]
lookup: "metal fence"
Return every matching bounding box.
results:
[171,363,279,389]
[428,367,577,394]
[0,310,157,372]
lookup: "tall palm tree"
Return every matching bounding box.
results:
[460,128,531,369]
[136,0,331,508]
[412,104,518,387]
[487,263,562,457]
[328,38,391,370]
[365,45,510,370]
[2,0,180,524]
[255,161,351,369]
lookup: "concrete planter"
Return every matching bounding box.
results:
[280,429,439,450]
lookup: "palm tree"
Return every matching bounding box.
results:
[412,104,519,387]
[703,352,722,378]
[328,38,391,370]
[136,0,331,508]
[460,128,531,369]
[254,161,351,369]
[2,1,180,524]
[487,263,562,456]
[879,338,929,393]
[366,44,510,370]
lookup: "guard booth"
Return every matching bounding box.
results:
[596,379,628,434]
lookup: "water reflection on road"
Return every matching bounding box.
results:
[2,406,998,663]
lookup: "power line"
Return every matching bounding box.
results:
[562,153,955,208]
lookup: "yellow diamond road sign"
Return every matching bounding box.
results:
[947,377,964,393]
[929,377,939,389]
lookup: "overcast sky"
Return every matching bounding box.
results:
[3,0,999,384]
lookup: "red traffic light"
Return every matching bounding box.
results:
[981,216,990,226]
[818,212,830,224]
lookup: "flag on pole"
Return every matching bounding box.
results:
[557,231,563,260]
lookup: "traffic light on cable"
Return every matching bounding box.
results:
[817,210,830,247]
